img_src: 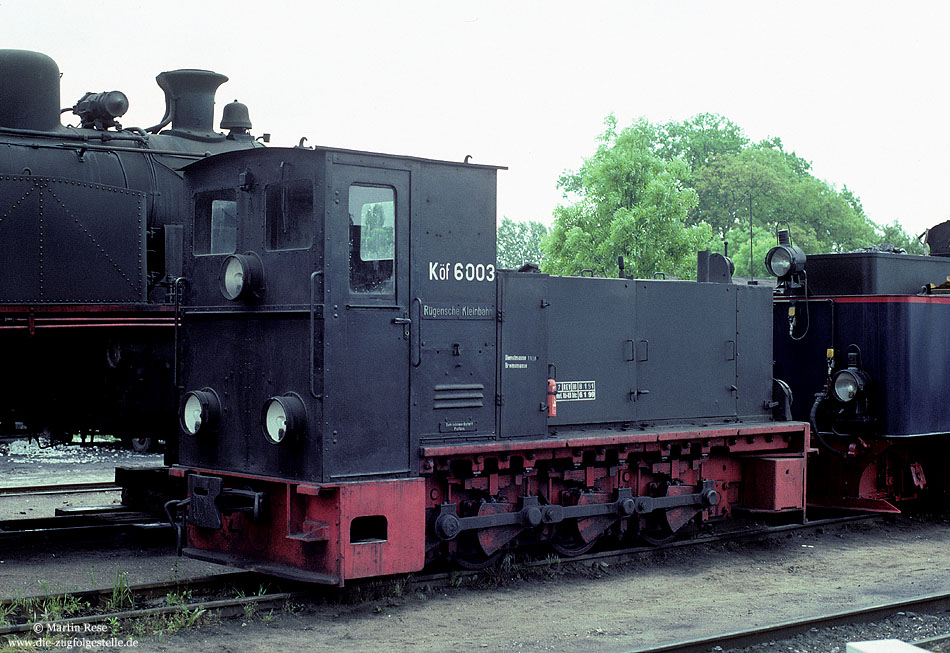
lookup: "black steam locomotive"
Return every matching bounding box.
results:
[168,146,809,584]
[0,50,262,451]
[767,225,950,512]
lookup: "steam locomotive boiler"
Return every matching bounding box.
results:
[169,145,808,585]
[0,50,262,451]
[768,225,950,512]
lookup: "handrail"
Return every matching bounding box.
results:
[309,271,325,399]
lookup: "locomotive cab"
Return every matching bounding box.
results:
[175,147,502,581]
[177,147,501,479]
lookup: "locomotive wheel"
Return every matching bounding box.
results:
[129,437,153,453]
[551,523,597,557]
[637,483,699,545]
[454,537,504,570]
[639,522,676,546]
[42,427,72,445]
[474,502,521,557]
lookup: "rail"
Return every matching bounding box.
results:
[628,592,950,652]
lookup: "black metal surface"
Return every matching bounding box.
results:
[0,512,169,547]
[0,176,146,302]
[497,272,548,439]
[802,252,950,296]
[927,219,950,256]
[187,475,223,529]
[0,50,61,131]
[326,163,410,478]
[634,280,738,422]
[775,296,950,436]
[178,143,785,488]
[494,275,773,436]
[736,284,775,419]
[408,155,498,446]
[544,276,637,427]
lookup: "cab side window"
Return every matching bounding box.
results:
[348,185,395,296]
[194,190,237,255]
[265,179,313,251]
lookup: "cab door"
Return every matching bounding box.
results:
[324,163,411,479]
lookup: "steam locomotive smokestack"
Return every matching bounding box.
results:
[155,69,228,140]
[0,50,63,132]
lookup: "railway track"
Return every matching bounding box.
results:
[6,574,948,652]
[0,570,306,637]
[408,513,878,585]
[0,479,174,547]
[0,511,929,648]
[0,489,875,562]
[0,481,118,497]
[0,506,170,547]
[628,592,950,652]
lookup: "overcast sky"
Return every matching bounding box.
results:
[3,0,947,237]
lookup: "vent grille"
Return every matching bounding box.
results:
[433,383,484,410]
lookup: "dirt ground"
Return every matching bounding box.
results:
[2,440,948,651]
[145,514,950,653]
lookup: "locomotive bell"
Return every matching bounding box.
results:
[220,100,252,131]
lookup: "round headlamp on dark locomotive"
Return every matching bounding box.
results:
[765,229,806,288]
[181,388,222,437]
[768,223,950,512]
[0,50,264,452]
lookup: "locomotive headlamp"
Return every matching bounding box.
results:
[765,230,806,280]
[181,388,221,436]
[219,253,263,301]
[262,393,306,445]
[830,353,871,403]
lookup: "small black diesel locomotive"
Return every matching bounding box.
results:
[170,145,807,585]
[768,225,950,512]
[0,50,262,451]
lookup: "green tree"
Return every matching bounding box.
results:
[550,113,922,279]
[496,218,549,268]
[692,146,792,240]
[544,117,716,279]
[726,224,787,279]
[654,112,748,172]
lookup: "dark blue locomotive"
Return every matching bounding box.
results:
[169,146,807,584]
[767,227,950,512]
[0,50,262,451]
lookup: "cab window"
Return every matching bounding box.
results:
[265,179,313,251]
[348,185,395,296]
[194,190,237,255]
